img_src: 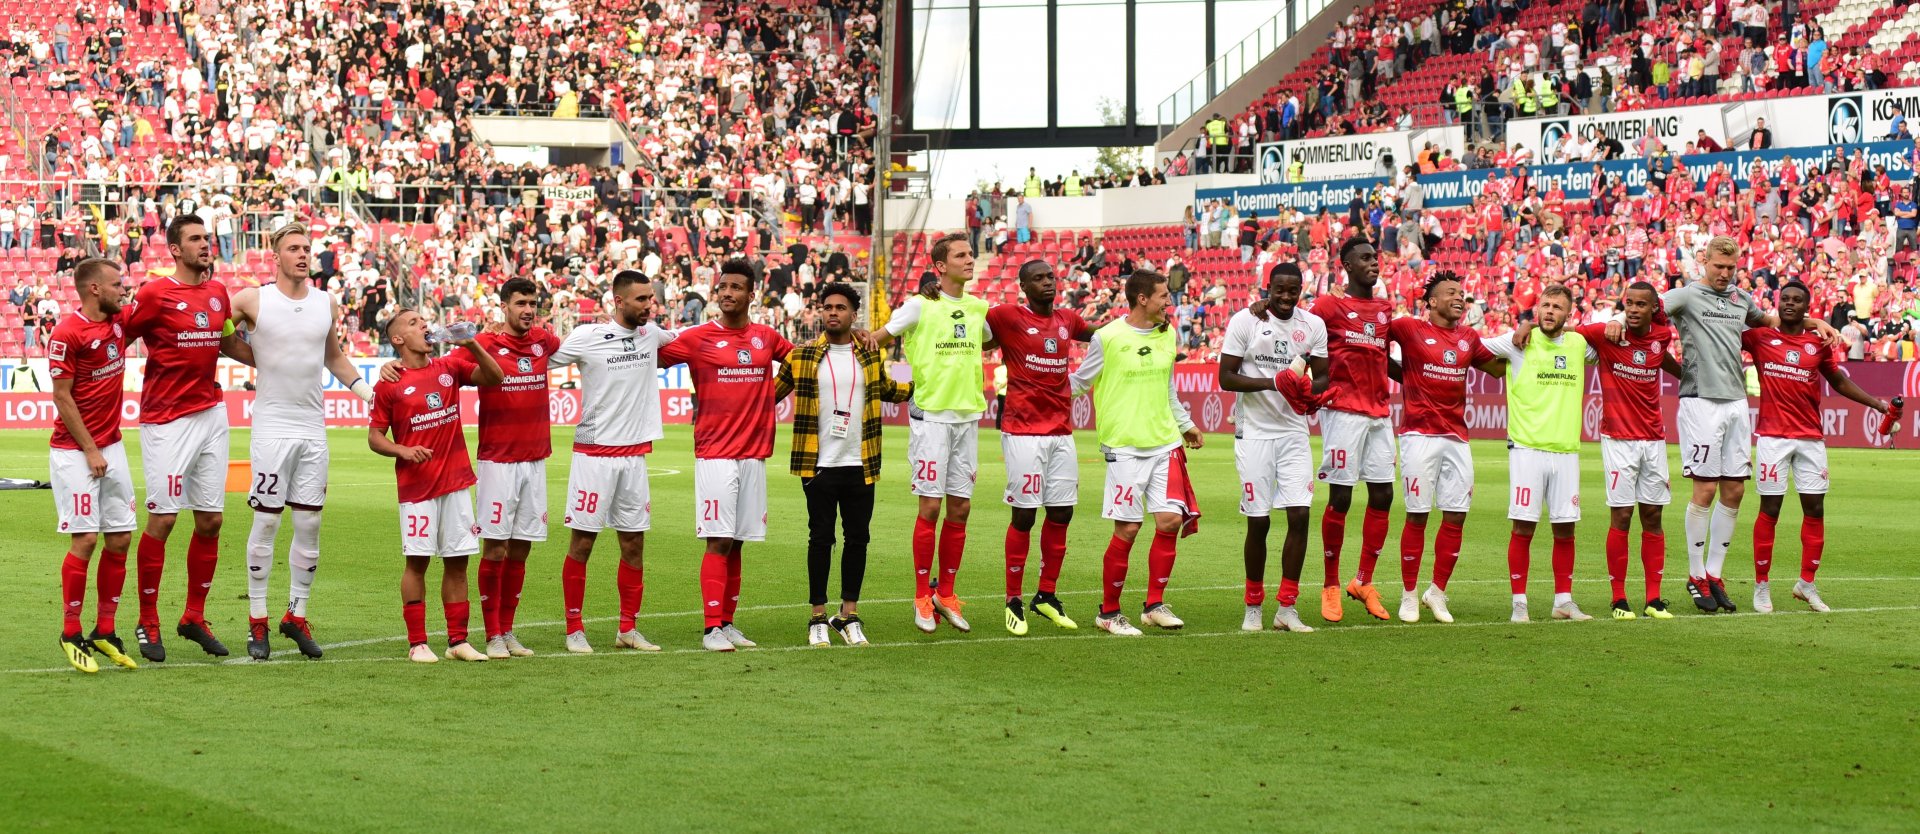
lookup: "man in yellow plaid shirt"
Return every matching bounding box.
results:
[775,283,914,646]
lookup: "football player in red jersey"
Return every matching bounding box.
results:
[1307,237,1397,623]
[470,278,559,658]
[122,215,255,662]
[985,260,1095,634]
[1573,282,1683,620]
[48,259,139,673]
[369,310,504,663]
[1741,281,1890,614]
[659,260,794,651]
[1385,272,1502,624]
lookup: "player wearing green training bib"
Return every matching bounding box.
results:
[1483,285,1594,624]
[874,233,989,635]
[1069,271,1205,637]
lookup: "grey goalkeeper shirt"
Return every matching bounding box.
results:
[1661,282,1767,401]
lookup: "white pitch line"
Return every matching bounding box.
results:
[8,601,1917,676]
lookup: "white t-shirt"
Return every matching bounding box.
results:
[1221,306,1328,439]
[551,320,680,451]
[814,343,865,469]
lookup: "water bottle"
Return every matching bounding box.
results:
[428,321,478,344]
[1878,396,1903,438]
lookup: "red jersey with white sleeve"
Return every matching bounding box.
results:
[1387,317,1493,441]
[1310,292,1394,418]
[658,321,793,460]
[48,311,129,450]
[122,276,231,424]
[371,354,481,503]
[474,327,561,462]
[1576,322,1673,441]
[1742,327,1838,440]
[985,304,1093,436]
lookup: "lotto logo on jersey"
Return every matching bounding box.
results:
[194,311,209,328]
[517,357,533,373]
[1136,345,1152,357]
[1043,338,1058,354]
[735,349,751,365]
[426,392,444,409]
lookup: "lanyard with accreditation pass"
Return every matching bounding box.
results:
[825,348,854,438]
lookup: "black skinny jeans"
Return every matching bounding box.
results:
[802,466,875,606]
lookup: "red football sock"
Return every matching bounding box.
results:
[445,600,470,645]
[1641,531,1667,603]
[912,517,936,599]
[61,553,88,638]
[1398,520,1426,592]
[183,533,218,623]
[1433,521,1463,591]
[1753,512,1777,583]
[1506,532,1533,595]
[1244,579,1264,606]
[136,533,165,626]
[477,559,504,639]
[561,556,588,634]
[1277,577,1301,607]
[700,551,728,628]
[937,521,966,597]
[1800,517,1824,582]
[403,600,428,646]
[1319,506,1347,587]
[723,543,743,622]
[1606,527,1630,601]
[1144,530,1177,607]
[616,560,644,631]
[1037,519,1068,594]
[1100,534,1131,613]
[95,549,126,633]
[1355,507,1390,586]
[500,560,527,632]
[1551,536,1576,595]
[1005,525,1030,599]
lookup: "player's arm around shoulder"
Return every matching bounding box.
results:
[863,345,914,403]
[229,286,259,330]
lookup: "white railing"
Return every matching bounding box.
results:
[1155,0,1340,136]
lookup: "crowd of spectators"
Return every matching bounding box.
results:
[3,0,888,352]
[1186,0,1915,175]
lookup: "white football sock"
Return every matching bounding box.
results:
[1706,501,1738,579]
[1552,592,1572,606]
[246,512,282,619]
[1684,503,1710,579]
[287,510,322,618]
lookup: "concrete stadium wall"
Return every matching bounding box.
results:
[880,173,1259,233]
[1153,0,1373,154]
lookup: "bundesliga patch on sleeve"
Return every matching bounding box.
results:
[48,340,67,361]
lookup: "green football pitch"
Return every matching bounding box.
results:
[3,426,1916,831]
